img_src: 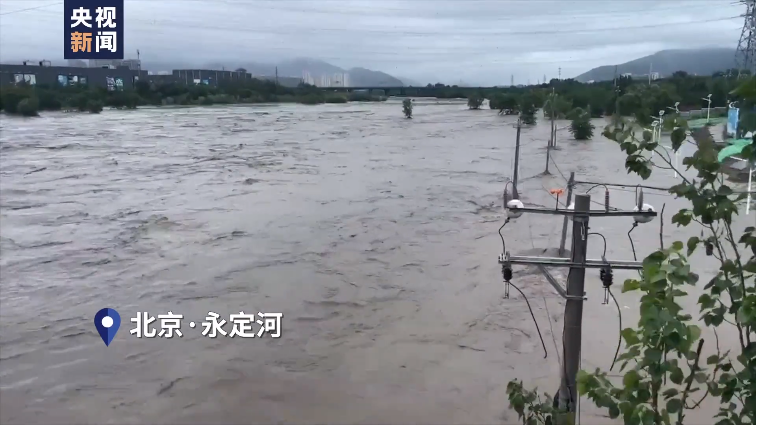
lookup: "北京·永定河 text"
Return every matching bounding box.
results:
[129,311,282,339]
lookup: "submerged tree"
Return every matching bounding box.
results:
[569,109,594,140]
[402,98,413,118]
[520,104,537,125]
[490,93,519,115]
[468,94,484,110]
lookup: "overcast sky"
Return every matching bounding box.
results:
[0,0,746,85]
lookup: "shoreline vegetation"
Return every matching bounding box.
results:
[0,70,750,124]
[0,79,388,117]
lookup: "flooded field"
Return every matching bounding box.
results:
[0,100,752,424]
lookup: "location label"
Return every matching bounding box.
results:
[94,308,121,346]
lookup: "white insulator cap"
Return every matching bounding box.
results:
[633,203,656,223]
[506,199,524,219]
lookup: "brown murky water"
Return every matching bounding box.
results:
[0,100,752,424]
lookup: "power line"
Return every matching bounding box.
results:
[735,0,756,73]
[23,7,742,36]
[0,1,61,15]
[131,14,743,37]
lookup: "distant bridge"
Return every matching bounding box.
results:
[320,86,495,96]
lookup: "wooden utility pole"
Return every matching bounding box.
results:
[544,90,555,174]
[613,65,621,116]
[557,194,591,417]
[550,89,557,148]
[499,197,655,422]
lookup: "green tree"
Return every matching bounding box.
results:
[468,94,484,110]
[17,97,39,117]
[86,99,103,113]
[490,93,519,114]
[569,110,594,140]
[543,95,572,118]
[402,98,413,118]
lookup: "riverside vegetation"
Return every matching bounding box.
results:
[2,69,748,121]
[0,79,386,116]
[506,76,756,425]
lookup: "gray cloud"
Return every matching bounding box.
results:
[0,0,745,85]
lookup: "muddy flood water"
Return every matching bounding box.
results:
[0,100,753,424]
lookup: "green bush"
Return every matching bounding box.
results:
[86,100,103,114]
[297,93,325,105]
[467,95,484,110]
[348,92,372,102]
[325,95,348,104]
[402,98,413,118]
[520,104,537,125]
[566,107,587,121]
[569,114,594,140]
[17,97,40,116]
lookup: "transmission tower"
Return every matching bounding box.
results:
[736,0,756,76]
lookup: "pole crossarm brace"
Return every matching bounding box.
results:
[512,206,657,218]
[536,265,585,300]
[501,253,644,270]
[571,180,672,192]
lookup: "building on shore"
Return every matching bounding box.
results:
[0,61,300,89]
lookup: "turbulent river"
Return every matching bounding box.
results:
[0,100,752,424]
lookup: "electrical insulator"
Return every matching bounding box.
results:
[605,188,610,212]
[502,264,512,299]
[600,267,613,304]
[502,264,513,281]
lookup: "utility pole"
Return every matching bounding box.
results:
[511,74,514,87]
[550,88,557,148]
[613,65,620,116]
[558,67,562,80]
[513,119,522,197]
[498,193,656,422]
[557,194,590,414]
[648,62,652,86]
[544,90,555,174]
[275,66,279,85]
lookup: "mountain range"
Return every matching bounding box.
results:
[142,57,406,87]
[574,48,751,82]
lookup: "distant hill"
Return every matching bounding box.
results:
[207,57,404,87]
[347,67,403,87]
[139,57,404,87]
[574,48,750,82]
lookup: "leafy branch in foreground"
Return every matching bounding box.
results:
[506,75,756,425]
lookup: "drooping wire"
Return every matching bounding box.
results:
[587,232,607,258]
[498,218,509,254]
[509,282,549,359]
[584,183,609,194]
[608,288,623,371]
[627,223,639,261]
[498,179,516,254]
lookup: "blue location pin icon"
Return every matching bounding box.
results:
[94,308,121,346]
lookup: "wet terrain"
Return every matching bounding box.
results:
[0,100,752,424]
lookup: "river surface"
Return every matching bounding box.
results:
[0,100,752,424]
